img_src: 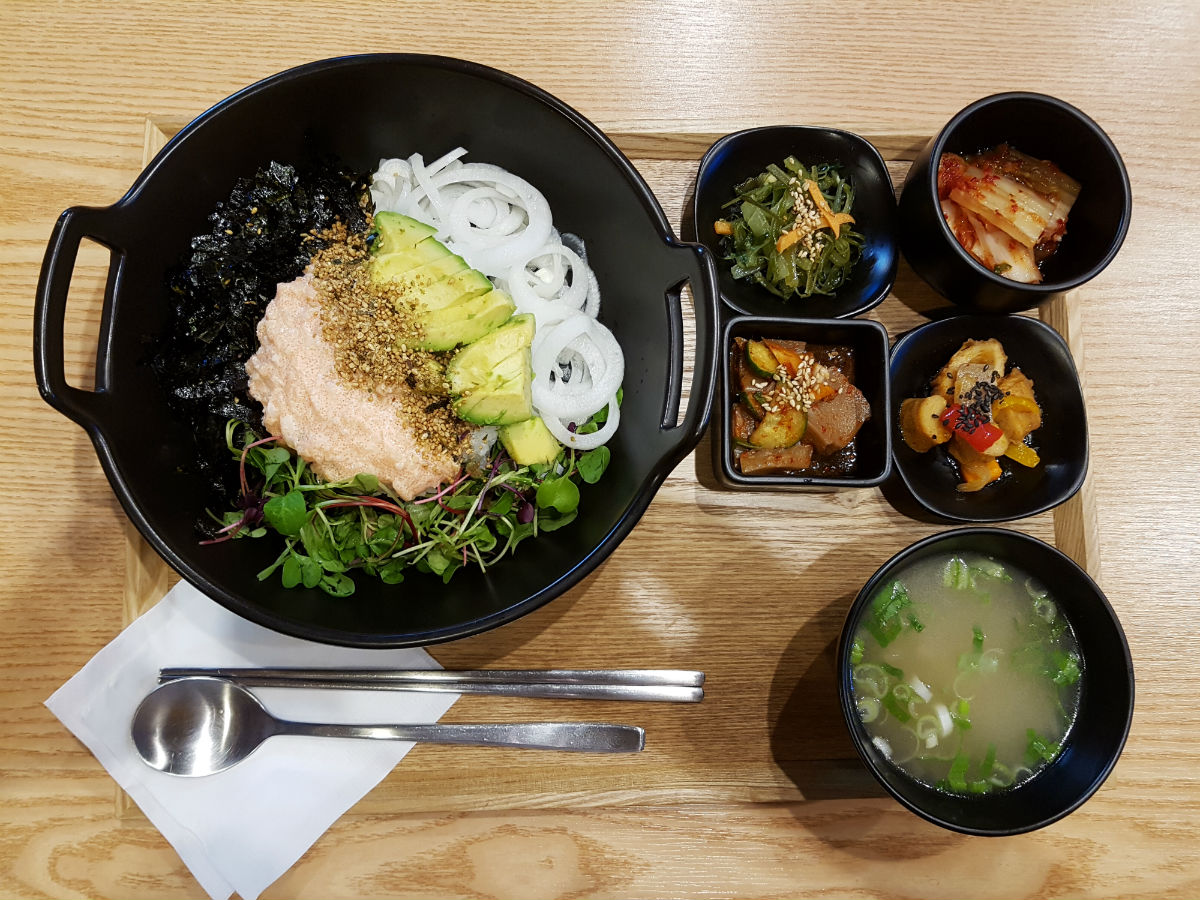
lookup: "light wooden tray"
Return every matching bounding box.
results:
[117,121,1098,818]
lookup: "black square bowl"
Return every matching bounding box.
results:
[714,315,892,491]
[897,92,1131,315]
[691,127,898,319]
[889,315,1087,522]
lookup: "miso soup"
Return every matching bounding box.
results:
[849,552,1081,794]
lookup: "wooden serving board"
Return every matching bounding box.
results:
[116,122,1098,819]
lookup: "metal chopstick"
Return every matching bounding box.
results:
[158,668,705,702]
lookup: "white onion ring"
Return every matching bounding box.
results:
[531,313,623,427]
[505,241,601,329]
[540,394,620,451]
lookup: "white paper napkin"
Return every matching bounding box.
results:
[45,580,459,900]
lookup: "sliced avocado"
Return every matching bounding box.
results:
[373,249,467,288]
[374,235,456,277]
[372,211,437,255]
[499,417,562,465]
[417,289,516,351]
[453,352,532,426]
[455,376,533,425]
[446,313,536,395]
[414,268,495,313]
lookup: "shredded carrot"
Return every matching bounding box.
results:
[775,227,804,253]
[804,179,856,238]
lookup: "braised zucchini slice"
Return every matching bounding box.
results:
[748,405,807,449]
[745,340,780,378]
[762,339,806,377]
[740,390,768,420]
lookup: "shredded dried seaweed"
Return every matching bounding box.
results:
[151,159,369,521]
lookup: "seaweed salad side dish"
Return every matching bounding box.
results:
[714,157,864,300]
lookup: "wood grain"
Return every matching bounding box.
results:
[3,1,1199,897]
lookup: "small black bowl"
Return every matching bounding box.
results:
[837,527,1134,836]
[890,315,1087,522]
[898,92,1131,314]
[692,126,898,319]
[714,315,892,491]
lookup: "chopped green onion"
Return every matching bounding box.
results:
[866,580,911,647]
[849,638,864,666]
[1026,728,1060,764]
[883,691,913,723]
[856,696,881,723]
[980,743,998,779]
[947,752,971,792]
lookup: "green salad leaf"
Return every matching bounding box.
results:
[207,409,613,596]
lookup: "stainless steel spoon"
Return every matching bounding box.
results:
[131,677,645,776]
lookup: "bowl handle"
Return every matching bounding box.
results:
[34,205,124,432]
[655,239,719,457]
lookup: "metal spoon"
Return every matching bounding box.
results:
[131,677,645,776]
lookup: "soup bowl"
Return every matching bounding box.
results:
[836,528,1134,835]
[897,92,1131,314]
[33,55,719,648]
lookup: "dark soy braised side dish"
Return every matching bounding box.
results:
[730,336,870,476]
[849,552,1082,795]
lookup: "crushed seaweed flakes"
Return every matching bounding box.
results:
[150,158,369,525]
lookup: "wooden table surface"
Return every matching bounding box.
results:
[4,2,1199,897]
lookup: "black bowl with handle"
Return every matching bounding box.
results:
[34,54,719,648]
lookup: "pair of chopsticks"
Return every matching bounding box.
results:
[158,668,705,703]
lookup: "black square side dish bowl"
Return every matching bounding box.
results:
[691,127,898,319]
[898,92,1131,314]
[837,528,1134,836]
[33,55,720,648]
[889,314,1087,522]
[715,315,891,491]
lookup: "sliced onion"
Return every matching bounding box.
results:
[531,314,623,423]
[934,702,954,738]
[371,149,623,453]
[540,395,620,451]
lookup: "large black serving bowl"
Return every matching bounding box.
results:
[837,528,1134,835]
[34,55,719,648]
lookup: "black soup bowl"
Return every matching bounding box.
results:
[889,314,1088,523]
[34,55,719,648]
[898,92,1131,315]
[837,528,1134,836]
[692,126,898,319]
